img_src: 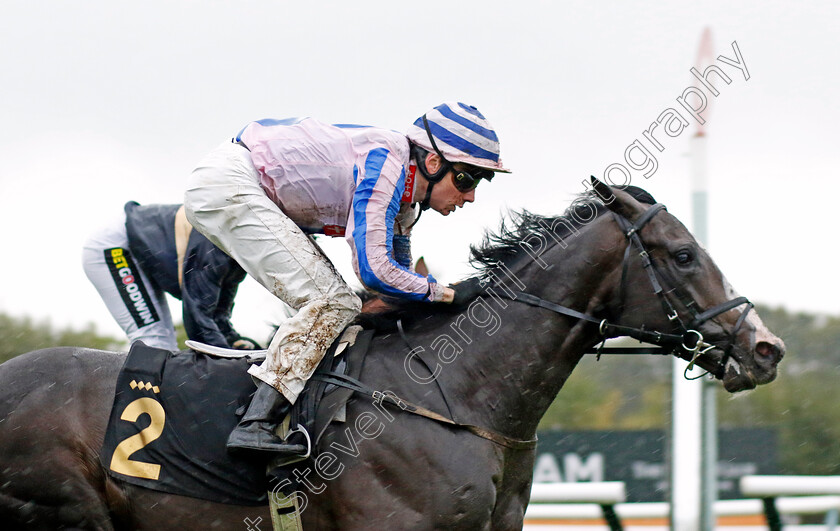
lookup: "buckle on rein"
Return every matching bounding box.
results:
[681,329,715,375]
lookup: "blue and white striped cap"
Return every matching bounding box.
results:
[407,102,511,173]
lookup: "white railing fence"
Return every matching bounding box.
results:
[525,478,840,530]
[739,475,840,531]
[528,482,626,531]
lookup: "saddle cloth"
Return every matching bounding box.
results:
[99,327,373,505]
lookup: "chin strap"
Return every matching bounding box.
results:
[419,183,434,211]
[412,115,455,211]
[410,143,448,211]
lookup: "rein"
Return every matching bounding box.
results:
[498,202,753,379]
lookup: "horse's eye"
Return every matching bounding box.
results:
[675,249,694,266]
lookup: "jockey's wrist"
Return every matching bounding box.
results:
[441,287,456,304]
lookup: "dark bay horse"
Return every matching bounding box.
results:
[0,181,784,530]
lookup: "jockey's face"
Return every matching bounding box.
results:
[428,166,477,216]
[420,153,476,216]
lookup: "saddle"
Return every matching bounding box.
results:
[100,326,374,506]
[188,325,373,461]
[289,326,373,456]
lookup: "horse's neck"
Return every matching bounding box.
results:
[443,219,622,438]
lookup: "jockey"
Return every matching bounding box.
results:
[183,102,510,455]
[82,202,259,352]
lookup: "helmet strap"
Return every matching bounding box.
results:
[411,114,456,211]
[410,144,449,183]
[410,143,449,211]
[419,181,435,211]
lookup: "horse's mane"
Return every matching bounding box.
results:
[470,186,656,273]
[469,201,600,274]
[355,186,656,330]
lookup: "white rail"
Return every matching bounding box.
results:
[741,475,840,497]
[738,476,840,531]
[527,482,626,531]
[526,481,840,530]
[529,482,626,505]
[526,496,840,517]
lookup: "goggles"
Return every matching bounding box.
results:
[451,166,494,192]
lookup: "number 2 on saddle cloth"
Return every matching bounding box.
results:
[99,328,375,505]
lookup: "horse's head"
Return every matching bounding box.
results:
[591,178,785,392]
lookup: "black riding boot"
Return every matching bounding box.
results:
[226,382,307,455]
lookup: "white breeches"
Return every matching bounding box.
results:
[184,141,362,403]
[82,214,177,350]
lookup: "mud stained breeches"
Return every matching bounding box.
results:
[184,141,362,403]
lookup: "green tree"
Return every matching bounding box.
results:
[174,322,188,350]
[0,312,123,364]
[539,345,670,430]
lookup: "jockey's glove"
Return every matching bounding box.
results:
[449,277,485,309]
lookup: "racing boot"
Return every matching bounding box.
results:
[226,382,307,456]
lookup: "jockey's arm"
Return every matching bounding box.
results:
[349,150,444,302]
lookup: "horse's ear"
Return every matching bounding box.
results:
[590,176,646,221]
[415,257,429,277]
[590,176,615,204]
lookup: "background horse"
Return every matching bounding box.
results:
[0,181,784,530]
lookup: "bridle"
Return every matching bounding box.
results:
[495,202,754,380]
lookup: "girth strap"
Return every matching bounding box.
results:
[310,371,538,451]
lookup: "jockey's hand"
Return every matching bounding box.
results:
[232,337,262,350]
[441,287,456,303]
[448,277,485,308]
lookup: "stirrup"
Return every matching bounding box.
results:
[270,426,312,468]
[284,425,312,460]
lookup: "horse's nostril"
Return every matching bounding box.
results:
[756,341,780,359]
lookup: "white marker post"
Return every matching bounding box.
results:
[671,26,716,531]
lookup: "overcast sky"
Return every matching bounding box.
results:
[1,1,837,344]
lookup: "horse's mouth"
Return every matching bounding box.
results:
[702,331,783,393]
[721,355,781,393]
[722,357,757,392]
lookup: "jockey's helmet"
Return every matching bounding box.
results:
[407,102,511,176]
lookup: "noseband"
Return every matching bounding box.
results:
[498,202,753,380]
